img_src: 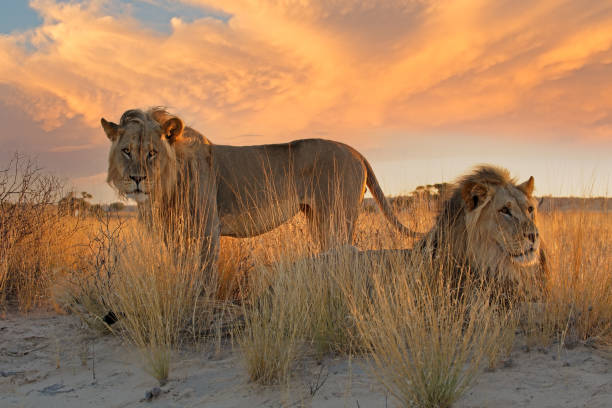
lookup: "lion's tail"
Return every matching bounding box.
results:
[363,158,423,238]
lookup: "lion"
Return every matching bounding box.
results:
[354,165,548,297]
[101,108,420,263]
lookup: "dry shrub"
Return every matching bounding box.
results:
[56,213,131,333]
[60,195,235,384]
[0,154,83,311]
[236,215,317,384]
[298,252,364,356]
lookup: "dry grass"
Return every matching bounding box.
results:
[239,260,311,385]
[239,247,374,385]
[59,205,238,384]
[522,210,612,349]
[234,204,611,405]
[2,155,609,398]
[0,154,91,311]
[101,226,217,383]
[344,250,514,407]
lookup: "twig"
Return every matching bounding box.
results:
[3,343,49,357]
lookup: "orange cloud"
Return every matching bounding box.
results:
[0,0,611,148]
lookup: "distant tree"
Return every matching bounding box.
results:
[433,182,452,199]
[58,191,92,216]
[391,195,414,211]
[109,202,125,212]
[412,185,434,200]
[362,200,377,213]
[89,204,104,217]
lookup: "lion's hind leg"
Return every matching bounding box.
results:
[301,203,358,253]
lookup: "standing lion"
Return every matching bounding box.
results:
[101,108,420,266]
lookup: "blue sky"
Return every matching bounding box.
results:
[0,1,42,33]
[1,0,229,34]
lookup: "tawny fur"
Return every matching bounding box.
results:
[361,165,548,297]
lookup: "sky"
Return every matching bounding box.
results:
[1,0,610,203]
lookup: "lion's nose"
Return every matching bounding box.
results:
[526,232,537,244]
[130,175,146,184]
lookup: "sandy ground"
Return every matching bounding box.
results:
[1,312,610,408]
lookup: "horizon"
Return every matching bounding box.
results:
[1,0,610,203]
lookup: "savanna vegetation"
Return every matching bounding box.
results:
[1,154,609,407]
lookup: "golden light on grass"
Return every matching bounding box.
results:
[2,155,610,399]
[344,254,513,408]
[523,210,612,349]
[239,261,311,385]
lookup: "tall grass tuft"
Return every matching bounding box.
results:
[345,252,512,408]
[523,210,612,349]
[239,261,310,385]
[102,225,217,383]
[239,247,371,385]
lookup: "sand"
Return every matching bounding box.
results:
[1,312,610,408]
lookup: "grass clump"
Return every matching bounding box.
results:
[345,253,513,408]
[239,246,370,385]
[239,263,311,385]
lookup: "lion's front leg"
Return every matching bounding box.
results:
[200,212,220,277]
[192,174,221,279]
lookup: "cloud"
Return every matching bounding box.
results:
[49,143,98,153]
[0,0,610,149]
[71,171,107,185]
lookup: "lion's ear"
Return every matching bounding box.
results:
[101,118,119,141]
[162,117,184,144]
[518,176,535,197]
[461,182,489,211]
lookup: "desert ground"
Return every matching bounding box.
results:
[1,312,611,408]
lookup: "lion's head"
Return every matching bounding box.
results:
[460,166,540,266]
[101,108,185,203]
[428,165,545,287]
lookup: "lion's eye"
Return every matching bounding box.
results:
[500,206,511,216]
[148,150,157,159]
[121,148,131,157]
[528,206,534,213]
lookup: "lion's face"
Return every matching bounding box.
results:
[463,175,540,268]
[101,110,184,203]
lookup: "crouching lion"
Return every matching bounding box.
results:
[101,108,420,263]
[354,165,548,297]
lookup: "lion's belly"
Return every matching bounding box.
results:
[218,200,299,238]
